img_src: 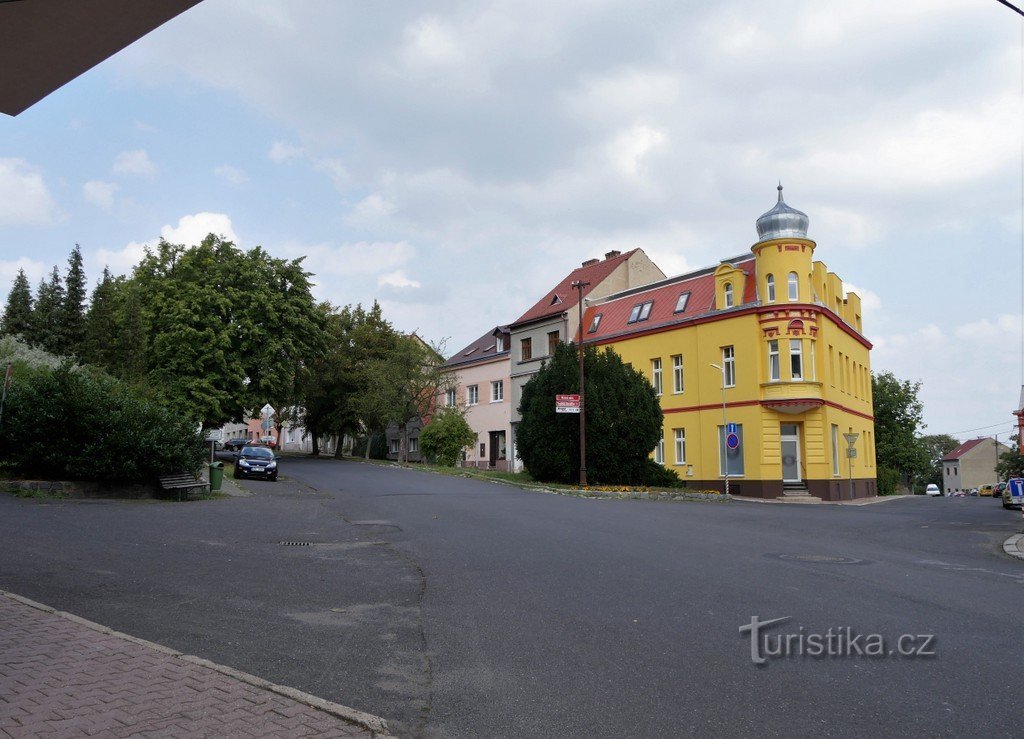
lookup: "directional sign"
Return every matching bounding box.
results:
[260,403,275,417]
[1009,478,1024,500]
[261,418,274,431]
[556,394,581,414]
[204,429,223,442]
[726,422,737,434]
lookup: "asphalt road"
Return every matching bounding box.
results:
[0,460,1020,737]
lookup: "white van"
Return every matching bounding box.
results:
[925,484,941,497]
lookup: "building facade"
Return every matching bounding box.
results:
[443,327,512,470]
[507,249,665,470]
[580,187,877,501]
[941,437,1011,494]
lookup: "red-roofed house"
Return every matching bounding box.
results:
[507,248,665,469]
[941,437,1010,495]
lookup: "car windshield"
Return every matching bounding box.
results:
[241,447,273,459]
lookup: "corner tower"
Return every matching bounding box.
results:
[752,184,815,305]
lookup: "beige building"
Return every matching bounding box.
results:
[941,437,1011,494]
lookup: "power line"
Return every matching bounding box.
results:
[999,0,1024,17]
[938,421,1016,437]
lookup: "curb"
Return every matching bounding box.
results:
[0,589,393,737]
[1003,533,1024,561]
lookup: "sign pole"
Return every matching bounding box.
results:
[572,279,590,486]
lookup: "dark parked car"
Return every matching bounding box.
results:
[233,445,278,481]
[223,438,250,453]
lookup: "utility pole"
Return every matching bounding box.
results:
[572,279,590,486]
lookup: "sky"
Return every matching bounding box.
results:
[0,0,1021,442]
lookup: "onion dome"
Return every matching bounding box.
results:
[755,184,809,243]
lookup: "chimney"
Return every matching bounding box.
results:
[582,258,599,267]
[604,250,621,260]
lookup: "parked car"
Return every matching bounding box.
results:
[223,438,250,453]
[1003,483,1022,510]
[233,445,278,481]
[994,482,1007,502]
[967,488,979,496]
[978,484,995,497]
[925,484,941,497]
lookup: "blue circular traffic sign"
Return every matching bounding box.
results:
[726,432,739,450]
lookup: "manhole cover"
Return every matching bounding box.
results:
[279,541,313,547]
[767,553,869,564]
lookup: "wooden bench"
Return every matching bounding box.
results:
[157,473,210,501]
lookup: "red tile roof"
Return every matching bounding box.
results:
[512,249,639,327]
[941,438,990,462]
[580,254,755,343]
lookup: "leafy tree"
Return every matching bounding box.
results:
[872,371,930,491]
[62,244,88,356]
[353,334,453,463]
[918,433,960,486]
[131,235,325,428]
[1,269,34,339]
[419,408,476,466]
[996,443,1024,481]
[517,343,671,485]
[33,267,66,354]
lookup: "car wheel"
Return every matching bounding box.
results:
[233,470,241,479]
[269,473,278,481]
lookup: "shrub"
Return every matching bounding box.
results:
[517,343,665,485]
[0,362,204,482]
[877,466,900,496]
[419,409,476,466]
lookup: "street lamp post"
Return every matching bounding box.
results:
[844,432,860,500]
[710,362,729,496]
[572,279,590,486]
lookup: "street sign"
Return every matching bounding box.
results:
[726,422,737,434]
[260,403,275,417]
[726,432,740,450]
[1009,478,1024,500]
[204,429,223,442]
[261,418,274,431]
[556,394,581,414]
[847,448,858,458]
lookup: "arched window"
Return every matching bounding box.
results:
[788,272,799,301]
[765,274,775,303]
[723,282,734,308]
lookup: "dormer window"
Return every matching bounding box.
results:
[588,313,602,333]
[674,292,690,313]
[496,335,505,352]
[723,283,734,308]
[550,294,563,306]
[629,300,653,323]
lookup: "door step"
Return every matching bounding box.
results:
[780,481,821,503]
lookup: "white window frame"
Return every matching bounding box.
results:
[768,340,780,382]
[652,358,663,396]
[672,354,683,394]
[723,346,736,387]
[409,437,419,453]
[766,274,775,303]
[389,438,400,454]
[638,301,653,321]
[496,335,505,352]
[790,339,803,381]
[491,380,504,402]
[654,437,665,465]
[831,424,840,476]
[673,428,686,465]
[809,341,816,381]
[467,384,479,405]
[788,272,799,301]
[723,282,734,308]
[674,292,690,313]
[445,388,456,407]
[627,304,642,323]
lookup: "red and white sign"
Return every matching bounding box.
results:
[555,394,581,414]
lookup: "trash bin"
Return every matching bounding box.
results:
[208,461,224,492]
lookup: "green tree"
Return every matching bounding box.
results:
[918,433,960,486]
[32,267,66,355]
[872,371,930,492]
[1,269,34,339]
[419,408,477,466]
[62,244,88,357]
[996,442,1024,481]
[517,343,672,485]
[82,268,119,369]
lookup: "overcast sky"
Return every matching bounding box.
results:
[1,0,1021,441]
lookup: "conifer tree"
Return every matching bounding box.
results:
[62,244,87,356]
[33,267,66,354]
[83,267,118,369]
[1,269,35,339]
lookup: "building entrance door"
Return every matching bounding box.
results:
[489,431,506,467]
[781,423,801,483]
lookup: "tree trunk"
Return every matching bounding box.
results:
[363,432,372,461]
[310,426,320,456]
[400,425,408,465]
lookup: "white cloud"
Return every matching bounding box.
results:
[0,159,60,226]
[268,141,304,164]
[161,213,238,246]
[607,124,668,179]
[0,258,48,296]
[112,149,157,177]
[378,271,421,289]
[842,282,882,317]
[214,165,249,184]
[94,241,150,276]
[82,180,119,210]
[275,240,415,279]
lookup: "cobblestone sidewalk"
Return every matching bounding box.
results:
[0,592,390,737]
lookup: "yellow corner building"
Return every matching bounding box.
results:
[580,186,876,501]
